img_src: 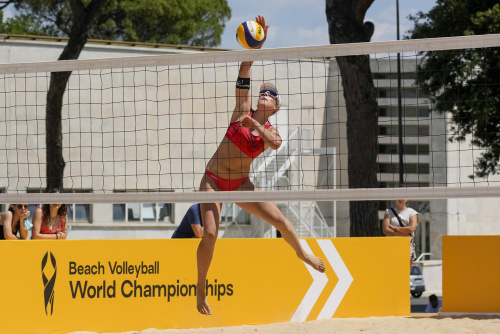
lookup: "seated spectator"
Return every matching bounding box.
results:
[425,294,442,313]
[172,204,203,238]
[0,204,30,240]
[32,189,69,240]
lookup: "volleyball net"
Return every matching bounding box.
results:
[1,34,500,205]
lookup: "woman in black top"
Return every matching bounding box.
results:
[0,204,30,240]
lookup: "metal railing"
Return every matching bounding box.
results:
[251,127,301,190]
[283,200,335,238]
[250,127,334,238]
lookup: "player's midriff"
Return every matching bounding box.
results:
[205,136,254,180]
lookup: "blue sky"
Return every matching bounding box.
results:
[220,0,438,49]
[2,0,438,49]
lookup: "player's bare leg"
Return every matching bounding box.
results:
[236,181,326,273]
[196,200,222,315]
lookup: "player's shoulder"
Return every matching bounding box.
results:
[1,210,12,219]
[406,207,418,216]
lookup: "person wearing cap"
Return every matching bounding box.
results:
[195,15,326,316]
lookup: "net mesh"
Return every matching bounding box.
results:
[1,34,500,204]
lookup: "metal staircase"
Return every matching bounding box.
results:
[250,128,300,190]
[250,128,335,238]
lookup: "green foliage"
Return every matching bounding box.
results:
[408,1,500,178]
[1,0,231,46]
[0,8,58,35]
[112,0,231,46]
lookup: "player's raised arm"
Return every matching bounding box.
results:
[233,15,270,118]
[234,62,253,115]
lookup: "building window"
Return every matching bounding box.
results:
[113,203,173,223]
[219,202,249,224]
[418,108,430,117]
[378,163,430,174]
[376,88,429,99]
[378,182,430,189]
[379,144,430,155]
[63,189,92,223]
[373,72,417,80]
[378,107,430,118]
[67,203,92,223]
[379,125,430,137]
[220,203,235,223]
[112,190,174,223]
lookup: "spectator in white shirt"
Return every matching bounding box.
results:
[382,193,419,271]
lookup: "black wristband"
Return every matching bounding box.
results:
[236,77,250,89]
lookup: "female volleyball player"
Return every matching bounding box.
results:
[0,204,30,240]
[196,15,325,315]
[32,188,69,240]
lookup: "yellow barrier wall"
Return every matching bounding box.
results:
[0,237,409,333]
[443,235,500,313]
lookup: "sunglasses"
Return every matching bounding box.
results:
[17,204,29,209]
[259,90,278,98]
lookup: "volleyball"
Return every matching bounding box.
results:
[236,21,265,49]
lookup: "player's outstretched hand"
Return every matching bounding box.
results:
[255,15,269,49]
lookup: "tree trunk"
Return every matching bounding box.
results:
[45,0,108,191]
[46,71,71,191]
[326,0,380,236]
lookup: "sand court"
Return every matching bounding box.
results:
[72,314,500,334]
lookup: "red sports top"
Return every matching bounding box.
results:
[225,111,272,157]
[37,207,64,234]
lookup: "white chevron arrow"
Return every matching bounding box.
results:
[290,239,328,322]
[316,239,353,319]
[291,239,354,322]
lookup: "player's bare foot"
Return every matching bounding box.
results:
[302,253,326,273]
[197,288,212,315]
